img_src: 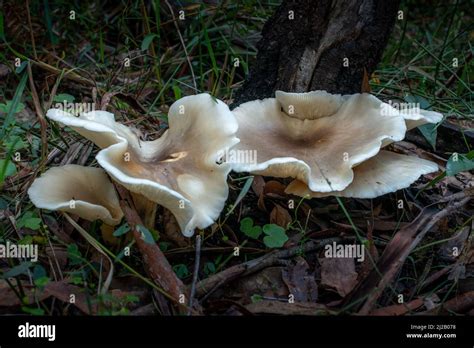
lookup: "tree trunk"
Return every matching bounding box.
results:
[233,0,400,106]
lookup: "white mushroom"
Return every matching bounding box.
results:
[28,164,123,225]
[400,109,443,130]
[46,94,239,236]
[231,91,407,193]
[286,150,439,198]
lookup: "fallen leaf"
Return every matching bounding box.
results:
[270,204,292,228]
[45,282,97,314]
[263,180,287,198]
[223,267,288,302]
[319,257,358,297]
[251,175,265,197]
[281,257,318,302]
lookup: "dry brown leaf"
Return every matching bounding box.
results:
[263,180,287,198]
[223,267,288,303]
[44,245,68,270]
[251,175,265,197]
[281,256,318,302]
[270,204,292,228]
[45,282,97,314]
[319,257,358,297]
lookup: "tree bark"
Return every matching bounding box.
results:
[233,0,400,106]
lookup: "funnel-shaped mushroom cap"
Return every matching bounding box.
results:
[98,94,239,236]
[286,150,439,199]
[28,165,123,225]
[232,92,407,193]
[275,90,345,120]
[47,94,238,237]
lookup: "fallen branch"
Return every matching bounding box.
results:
[114,184,186,309]
[345,195,472,314]
[194,238,339,298]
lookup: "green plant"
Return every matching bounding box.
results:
[239,217,288,248]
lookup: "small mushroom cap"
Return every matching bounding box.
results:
[232,92,407,192]
[275,90,345,119]
[93,94,238,237]
[28,165,123,225]
[286,150,439,199]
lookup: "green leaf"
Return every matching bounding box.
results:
[203,261,216,275]
[173,264,189,279]
[250,294,263,303]
[141,34,157,51]
[262,224,288,249]
[172,85,182,100]
[1,71,28,136]
[0,159,17,179]
[239,217,262,239]
[418,123,437,150]
[53,93,75,103]
[34,276,50,288]
[21,306,45,315]
[446,151,474,176]
[4,135,27,151]
[1,261,33,278]
[0,100,25,114]
[113,223,130,237]
[17,211,42,230]
[159,241,170,252]
[136,224,155,244]
[67,244,83,265]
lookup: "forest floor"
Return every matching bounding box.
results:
[0,0,473,316]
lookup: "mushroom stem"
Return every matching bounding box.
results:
[130,192,157,229]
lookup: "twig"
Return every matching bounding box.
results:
[187,234,202,315]
[114,184,187,308]
[194,239,338,298]
[27,61,48,163]
[350,196,472,315]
